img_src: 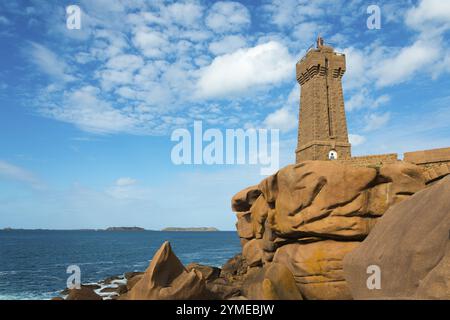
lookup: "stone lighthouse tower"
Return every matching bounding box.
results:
[295,37,351,162]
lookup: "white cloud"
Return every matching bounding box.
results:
[106,54,144,71]
[165,2,204,27]
[442,53,450,75]
[205,1,251,33]
[115,177,137,186]
[341,46,367,90]
[98,69,134,91]
[346,88,390,112]
[291,21,324,45]
[208,35,247,55]
[0,160,43,190]
[132,27,170,58]
[263,85,299,132]
[28,42,75,82]
[364,112,391,132]
[20,0,450,140]
[348,134,366,146]
[405,0,450,31]
[0,16,10,25]
[196,41,294,98]
[264,107,297,132]
[374,40,440,88]
[40,86,138,134]
[262,0,326,28]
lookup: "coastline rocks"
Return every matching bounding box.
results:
[343,175,450,299]
[53,160,442,301]
[186,263,221,282]
[100,285,127,295]
[220,254,247,280]
[66,285,102,300]
[127,274,144,291]
[124,271,144,280]
[126,241,209,300]
[232,160,427,299]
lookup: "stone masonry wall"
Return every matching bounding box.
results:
[338,153,399,167]
[404,147,450,167]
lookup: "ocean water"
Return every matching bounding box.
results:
[0,230,241,300]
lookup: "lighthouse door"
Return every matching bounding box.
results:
[328,150,338,160]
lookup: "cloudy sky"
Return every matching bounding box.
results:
[1,0,450,230]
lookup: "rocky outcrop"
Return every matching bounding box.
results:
[54,160,444,301]
[186,263,221,282]
[242,263,303,300]
[126,241,209,299]
[232,160,427,299]
[272,241,358,299]
[126,273,144,291]
[231,185,261,212]
[343,175,450,299]
[220,254,247,280]
[55,243,245,301]
[65,285,102,300]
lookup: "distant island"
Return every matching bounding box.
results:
[161,227,219,232]
[105,227,145,232]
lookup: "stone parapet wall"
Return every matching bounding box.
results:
[338,153,399,167]
[404,147,450,166]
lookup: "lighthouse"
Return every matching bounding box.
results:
[295,37,351,162]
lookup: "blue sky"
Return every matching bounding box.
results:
[1,0,450,230]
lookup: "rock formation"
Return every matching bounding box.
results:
[54,160,450,301]
[65,285,102,300]
[125,241,209,299]
[343,175,450,299]
[232,160,427,299]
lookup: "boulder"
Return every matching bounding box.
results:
[273,240,359,300]
[126,274,144,291]
[228,161,428,300]
[242,239,264,267]
[126,241,209,300]
[231,185,261,212]
[206,277,242,300]
[262,219,276,263]
[61,283,100,295]
[66,285,102,300]
[250,195,269,239]
[124,271,144,280]
[186,263,221,282]
[415,245,450,299]
[259,162,376,239]
[343,175,450,299]
[235,211,254,239]
[242,263,302,300]
[378,162,426,204]
[220,254,247,280]
[258,161,425,240]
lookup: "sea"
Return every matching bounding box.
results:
[0,230,241,300]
